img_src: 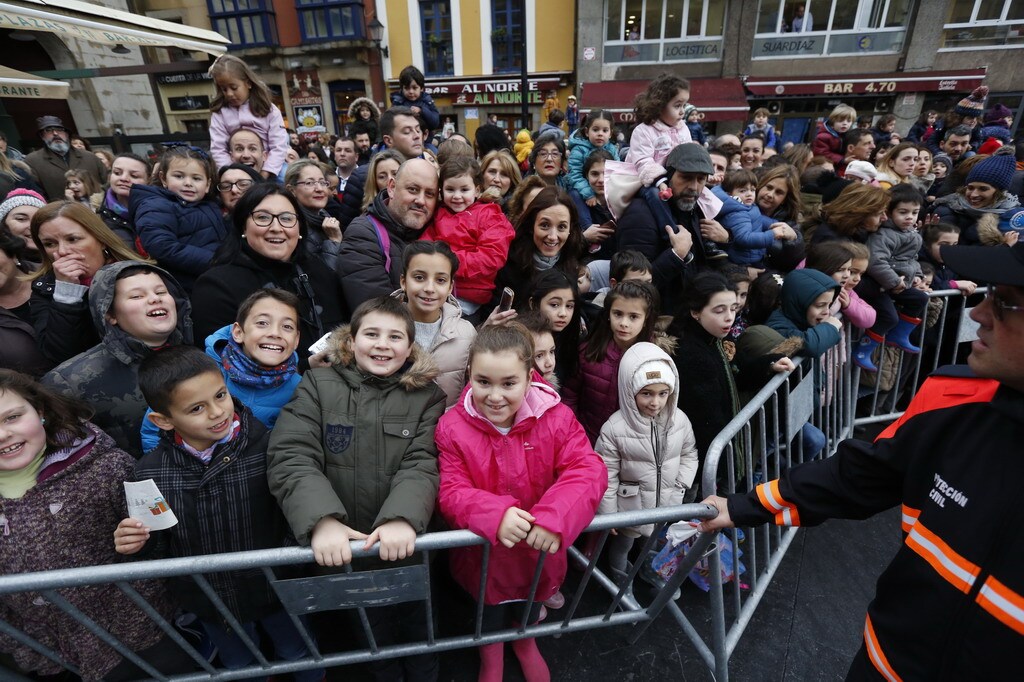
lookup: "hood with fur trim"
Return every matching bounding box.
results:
[347,97,381,122]
[320,323,440,391]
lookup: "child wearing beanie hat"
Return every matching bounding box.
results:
[955,85,989,121]
[0,188,47,253]
[978,103,1014,147]
[594,342,698,589]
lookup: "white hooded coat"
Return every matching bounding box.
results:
[594,342,699,537]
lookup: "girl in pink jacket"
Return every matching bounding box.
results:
[437,324,607,682]
[208,55,290,179]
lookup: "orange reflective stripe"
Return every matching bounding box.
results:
[976,575,1024,636]
[906,522,981,594]
[863,614,903,682]
[755,479,801,527]
[900,505,920,534]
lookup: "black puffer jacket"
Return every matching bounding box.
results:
[190,240,346,365]
[337,189,425,311]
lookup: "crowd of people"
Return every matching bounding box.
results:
[0,56,1021,681]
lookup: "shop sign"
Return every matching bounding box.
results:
[752,36,824,57]
[155,72,212,85]
[425,79,559,97]
[662,39,722,60]
[168,94,210,111]
[746,69,987,97]
[287,69,326,140]
[452,91,543,106]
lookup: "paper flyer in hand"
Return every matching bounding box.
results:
[124,479,178,531]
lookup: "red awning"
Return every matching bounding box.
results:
[580,78,749,123]
[744,68,987,97]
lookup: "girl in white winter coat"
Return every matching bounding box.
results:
[594,342,698,583]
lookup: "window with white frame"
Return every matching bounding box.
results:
[753,0,912,58]
[604,0,726,64]
[942,0,1024,49]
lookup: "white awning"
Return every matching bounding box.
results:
[0,0,230,55]
[0,64,68,99]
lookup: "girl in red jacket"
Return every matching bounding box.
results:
[436,324,607,682]
[421,156,514,324]
[562,280,664,443]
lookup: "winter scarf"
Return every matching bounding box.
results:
[219,337,298,389]
[533,252,561,271]
[933,191,1020,219]
[103,188,129,217]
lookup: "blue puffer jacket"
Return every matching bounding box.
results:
[141,324,302,452]
[567,131,617,200]
[128,183,226,291]
[711,185,777,266]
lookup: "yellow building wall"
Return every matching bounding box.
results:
[384,0,415,80]
[460,0,483,75]
[534,0,575,73]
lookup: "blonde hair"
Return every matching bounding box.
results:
[284,158,331,189]
[828,104,857,124]
[26,201,149,280]
[480,150,523,193]
[362,150,406,211]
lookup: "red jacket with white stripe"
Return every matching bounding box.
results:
[727,371,1023,681]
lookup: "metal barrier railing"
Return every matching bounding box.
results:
[0,291,982,681]
[0,505,718,681]
[854,288,984,426]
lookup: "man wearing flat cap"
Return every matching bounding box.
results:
[615,142,727,309]
[24,115,107,201]
[701,240,1024,680]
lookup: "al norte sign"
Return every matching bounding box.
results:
[745,69,987,97]
[422,77,561,105]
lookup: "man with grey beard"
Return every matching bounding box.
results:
[616,143,725,310]
[24,116,107,201]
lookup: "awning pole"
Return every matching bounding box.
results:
[519,0,528,130]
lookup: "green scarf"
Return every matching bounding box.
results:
[0,448,45,499]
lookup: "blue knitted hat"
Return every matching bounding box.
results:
[965,153,1016,191]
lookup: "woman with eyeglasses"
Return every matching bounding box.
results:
[191,183,346,367]
[96,153,151,249]
[527,131,570,190]
[284,159,345,270]
[216,162,263,215]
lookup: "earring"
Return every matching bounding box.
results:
[241,234,247,239]
[103,248,112,258]
[40,417,46,425]
[298,235,303,240]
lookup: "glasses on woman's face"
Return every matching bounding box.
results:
[985,286,1024,322]
[250,210,298,228]
[217,179,254,192]
[293,179,330,189]
[537,150,562,160]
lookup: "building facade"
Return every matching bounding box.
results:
[136,0,384,141]
[577,0,1024,142]
[377,0,577,141]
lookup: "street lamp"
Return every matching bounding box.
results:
[368,17,389,58]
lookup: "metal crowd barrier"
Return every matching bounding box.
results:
[854,288,984,426]
[0,505,718,681]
